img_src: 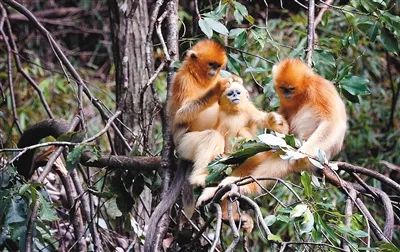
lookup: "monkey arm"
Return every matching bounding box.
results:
[298,119,346,162]
[174,88,220,125]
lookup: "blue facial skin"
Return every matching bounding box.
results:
[227,89,241,104]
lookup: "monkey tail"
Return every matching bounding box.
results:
[14,119,70,179]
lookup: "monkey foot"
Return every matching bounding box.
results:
[189,174,207,188]
[241,213,254,233]
[196,186,219,207]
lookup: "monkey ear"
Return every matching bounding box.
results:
[186,50,198,60]
[271,65,278,78]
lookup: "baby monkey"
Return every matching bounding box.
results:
[179,77,289,187]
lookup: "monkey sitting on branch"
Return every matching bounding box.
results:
[177,77,289,187]
[197,58,348,233]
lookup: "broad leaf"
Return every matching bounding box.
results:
[199,19,213,38]
[290,204,308,219]
[339,76,371,96]
[204,18,229,35]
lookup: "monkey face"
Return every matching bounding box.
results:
[277,83,296,99]
[185,39,227,79]
[222,82,249,106]
[207,62,222,77]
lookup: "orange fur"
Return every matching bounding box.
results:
[169,39,228,137]
[187,79,289,187]
[168,39,230,187]
[197,58,348,232]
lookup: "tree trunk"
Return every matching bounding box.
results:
[109,0,155,155]
[108,1,154,251]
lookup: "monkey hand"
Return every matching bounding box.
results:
[241,213,254,233]
[227,74,243,85]
[214,75,243,96]
[265,112,289,134]
[196,186,219,207]
[213,78,232,97]
[196,176,241,207]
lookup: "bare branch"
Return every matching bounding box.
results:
[306,0,315,66]
[210,203,223,252]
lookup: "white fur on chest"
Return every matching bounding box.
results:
[192,103,219,131]
[289,106,320,140]
[219,112,249,136]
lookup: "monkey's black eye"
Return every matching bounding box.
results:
[279,86,295,96]
[227,90,234,96]
[208,62,221,69]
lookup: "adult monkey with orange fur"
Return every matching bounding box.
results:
[146,40,232,248]
[169,39,234,186]
[180,79,289,187]
[197,58,347,232]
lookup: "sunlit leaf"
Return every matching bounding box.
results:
[258,133,287,147]
[204,18,229,35]
[264,215,277,226]
[290,204,308,219]
[199,19,213,38]
[308,157,324,169]
[229,28,245,38]
[300,209,315,234]
[267,233,282,242]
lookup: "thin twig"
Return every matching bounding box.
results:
[210,203,223,252]
[226,199,240,252]
[306,0,315,66]
[0,5,22,133]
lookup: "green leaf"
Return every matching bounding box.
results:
[244,15,255,25]
[258,133,287,148]
[229,28,245,38]
[284,134,297,148]
[267,234,282,242]
[221,141,271,165]
[357,21,379,41]
[300,172,313,198]
[5,197,27,224]
[308,157,324,169]
[351,229,369,238]
[276,214,290,223]
[251,30,265,49]
[378,242,400,252]
[66,145,86,171]
[234,30,247,48]
[199,19,213,38]
[105,197,122,219]
[339,76,371,96]
[380,28,399,52]
[233,10,243,23]
[234,2,248,17]
[244,67,266,73]
[204,18,229,35]
[38,194,58,221]
[280,150,307,160]
[264,215,277,226]
[300,209,314,234]
[206,161,229,186]
[290,204,308,219]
